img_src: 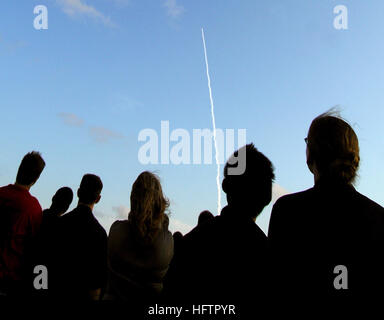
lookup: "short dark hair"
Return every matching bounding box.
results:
[52,187,73,212]
[198,210,214,226]
[222,144,275,217]
[307,111,359,184]
[78,174,103,205]
[16,151,45,186]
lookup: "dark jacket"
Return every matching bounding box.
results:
[50,205,107,300]
[105,215,173,301]
[31,208,62,297]
[268,179,384,296]
[166,205,270,303]
[37,209,61,264]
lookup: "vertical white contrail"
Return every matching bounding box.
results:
[201,28,221,215]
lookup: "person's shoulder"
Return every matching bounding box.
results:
[187,216,216,234]
[109,219,128,234]
[276,188,314,202]
[254,222,267,238]
[41,209,53,221]
[354,190,384,211]
[0,185,23,201]
[14,190,42,215]
[0,184,11,193]
[182,223,203,243]
[90,214,107,238]
[97,223,108,239]
[182,217,218,248]
[269,188,315,230]
[59,208,79,227]
[29,194,42,211]
[352,190,384,224]
[63,206,90,220]
[274,188,314,208]
[61,207,77,219]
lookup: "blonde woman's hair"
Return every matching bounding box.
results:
[307,110,360,184]
[129,171,169,242]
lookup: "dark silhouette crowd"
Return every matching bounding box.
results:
[0,111,383,306]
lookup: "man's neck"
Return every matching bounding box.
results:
[49,207,66,217]
[309,163,321,184]
[226,204,258,222]
[14,182,31,191]
[78,202,94,211]
[314,172,320,184]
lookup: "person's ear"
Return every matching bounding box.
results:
[306,147,315,174]
[77,188,81,198]
[95,194,101,204]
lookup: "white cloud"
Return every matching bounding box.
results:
[58,112,84,127]
[57,112,125,144]
[94,206,128,233]
[94,210,115,233]
[57,0,115,27]
[89,126,124,143]
[112,205,129,219]
[169,218,193,235]
[164,0,185,18]
[272,183,289,203]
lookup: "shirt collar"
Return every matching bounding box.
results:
[314,177,355,192]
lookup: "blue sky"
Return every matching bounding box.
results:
[1,0,383,234]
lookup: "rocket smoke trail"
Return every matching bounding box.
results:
[201,28,221,215]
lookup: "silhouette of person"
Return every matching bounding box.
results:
[33,187,74,298]
[172,231,184,253]
[173,231,184,254]
[173,231,183,241]
[268,111,384,296]
[43,187,73,220]
[51,174,107,300]
[0,151,45,297]
[105,171,174,303]
[197,210,214,226]
[166,144,275,304]
[39,187,73,243]
[164,211,213,292]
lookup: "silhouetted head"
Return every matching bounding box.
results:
[198,210,214,226]
[77,174,103,206]
[222,144,275,219]
[173,231,183,253]
[15,151,45,187]
[306,111,359,184]
[173,231,183,242]
[51,187,74,216]
[129,171,169,242]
